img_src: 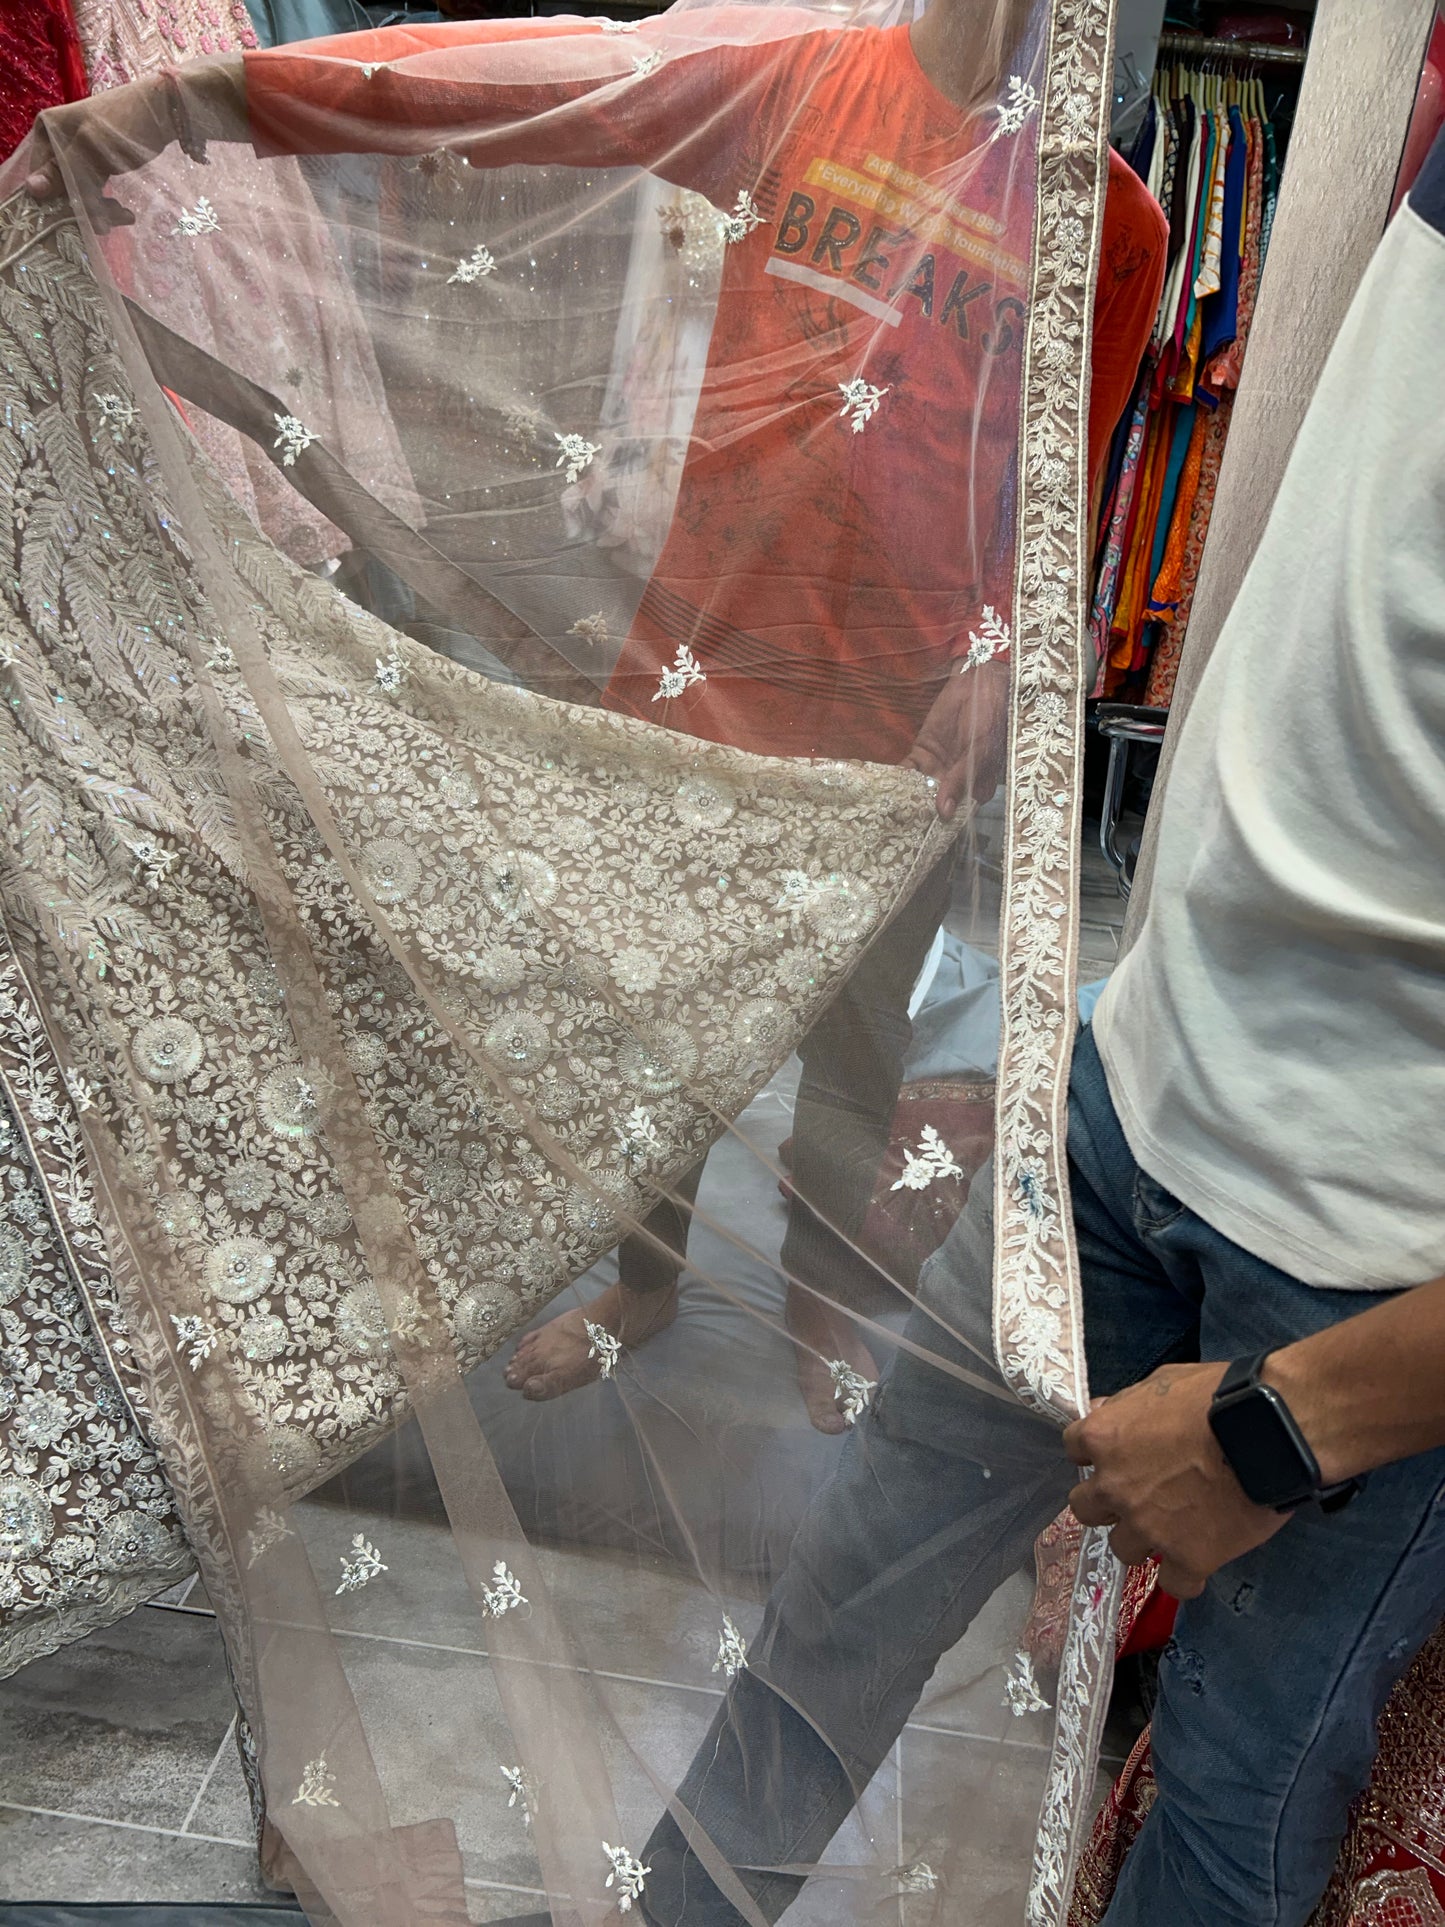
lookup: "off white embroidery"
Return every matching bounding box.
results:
[555,432,600,483]
[895,1863,939,1894]
[713,1613,748,1679]
[586,1319,622,1379]
[891,1126,964,1193]
[272,414,315,467]
[999,74,1039,135]
[1005,1651,1051,1717]
[335,1533,387,1595]
[632,48,663,77]
[127,836,176,888]
[616,1104,663,1160]
[245,1506,293,1569]
[828,1360,875,1426]
[173,197,220,237]
[568,611,611,649]
[63,1070,96,1112]
[719,190,765,244]
[601,16,640,28]
[653,644,705,702]
[962,606,1012,669]
[604,1843,651,1913]
[170,1313,218,1370]
[93,391,137,434]
[293,1757,340,1808]
[373,645,405,694]
[482,1559,528,1617]
[501,1764,533,1826]
[838,377,888,434]
[449,245,497,285]
[503,402,543,444]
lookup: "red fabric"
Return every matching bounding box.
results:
[248,19,1166,762]
[1118,1584,1177,1658]
[0,0,89,165]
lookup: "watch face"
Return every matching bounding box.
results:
[1210,1388,1315,1510]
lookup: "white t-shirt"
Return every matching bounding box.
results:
[1094,190,1445,1292]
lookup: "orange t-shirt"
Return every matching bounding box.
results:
[248,17,1165,761]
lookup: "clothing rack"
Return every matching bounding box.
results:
[1156,31,1309,69]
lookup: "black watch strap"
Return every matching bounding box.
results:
[1211,1352,1362,1514]
[1216,1350,1273,1401]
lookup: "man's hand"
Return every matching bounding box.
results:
[1064,1362,1290,1599]
[903,658,1009,821]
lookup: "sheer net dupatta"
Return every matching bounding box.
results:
[0,0,1115,1921]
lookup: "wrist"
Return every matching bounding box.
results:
[1259,1346,1353,1488]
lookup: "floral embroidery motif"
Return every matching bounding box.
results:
[962,605,1012,669]
[335,1533,388,1595]
[895,1863,939,1895]
[827,1360,875,1426]
[719,190,765,244]
[586,1320,622,1381]
[292,1757,340,1809]
[653,643,706,702]
[482,1559,528,1617]
[838,377,888,434]
[713,1613,748,1679]
[555,432,600,483]
[272,413,315,468]
[63,1069,96,1112]
[448,245,497,285]
[600,17,639,29]
[604,1842,652,1913]
[632,48,663,78]
[890,1126,964,1193]
[501,1763,533,1826]
[999,74,1040,136]
[172,197,220,237]
[568,611,611,649]
[127,836,176,888]
[503,402,544,445]
[93,391,137,434]
[1006,1651,1052,1718]
[170,1314,219,1370]
[245,1507,293,1569]
[616,1104,662,1161]
[373,645,406,694]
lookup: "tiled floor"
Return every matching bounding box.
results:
[1,820,1133,1918]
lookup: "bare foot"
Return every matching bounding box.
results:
[785,1282,879,1436]
[504,1279,679,1400]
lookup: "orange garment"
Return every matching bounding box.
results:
[248,18,1165,762]
[1106,407,1168,680]
[1148,404,1207,618]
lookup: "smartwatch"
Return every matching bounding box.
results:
[1208,1352,1361,1513]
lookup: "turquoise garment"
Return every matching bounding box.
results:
[242,0,371,46]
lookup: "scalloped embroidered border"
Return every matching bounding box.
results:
[989,2,1119,1921]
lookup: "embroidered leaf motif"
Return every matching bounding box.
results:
[962,605,1012,669]
[894,1863,939,1895]
[713,1613,748,1679]
[172,197,220,237]
[246,1506,293,1568]
[373,645,405,694]
[335,1533,387,1595]
[999,74,1039,136]
[827,1360,875,1426]
[63,1069,95,1112]
[554,432,600,484]
[719,191,765,244]
[448,246,497,285]
[586,1319,622,1380]
[632,48,663,77]
[1005,1650,1051,1717]
[127,835,176,888]
[170,1313,219,1370]
[837,377,888,434]
[501,1763,533,1825]
[292,1756,340,1808]
[616,1104,662,1161]
[482,1558,528,1617]
[652,644,705,703]
[890,1125,964,1193]
[93,391,137,435]
[603,1842,652,1912]
[272,414,315,468]
[568,611,610,649]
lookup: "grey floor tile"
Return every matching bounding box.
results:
[0,1608,235,1832]
[0,1808,268,1904]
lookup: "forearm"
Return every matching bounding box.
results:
[1265,1273,1445,1486]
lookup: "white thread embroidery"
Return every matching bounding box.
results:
[895,1863,939,1894]
[93,391,137,434]
[63,1070,96,1112]
[502,402,543,444]
[501,1764,533,1826]
[335,1534,387,1595]
[482,1559,528,1617]
[962,605,1012,669]
[601,17,640,28]
[555,432,600,483]
[127,836,176,889]
[1005,1651,1051,1718]
[272,414,315,468]
[293,1757,340,1808]
[632,48,663,77]
[653,644,705,702]
[891,1125,965,1193]
[999,74,1039,135]
[449,245,497,285]
[604,1843,652,1913]
[568,611,611,649]
[837,377,888,434]
[586,1319,622,1380]
[616,1104,662,1161]
[713,1613,748,1679]
[373,645,405,694]
[246,1506,293,1568]
[719,190,765,244]
[170,1313,218,1370]
[173,197,220,237]
[828,1360,875,1426]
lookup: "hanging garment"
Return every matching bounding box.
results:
[2,5,1140,1920]
[0,0,88,165]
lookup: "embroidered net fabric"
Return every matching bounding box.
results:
[0,4,1119,1921]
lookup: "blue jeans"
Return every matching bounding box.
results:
[639,1027,1445,1927]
